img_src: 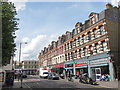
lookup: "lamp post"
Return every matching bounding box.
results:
[18,42,27,88]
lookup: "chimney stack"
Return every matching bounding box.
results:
[106,3,113,9]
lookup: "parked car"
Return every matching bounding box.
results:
[48,72,59,80]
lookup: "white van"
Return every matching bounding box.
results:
[39,67,49,78]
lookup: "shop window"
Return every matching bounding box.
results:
[99,25,104,36]
[88,31,91,41]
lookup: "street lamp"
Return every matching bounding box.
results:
[18,42,27,88]
[19,42,27,68]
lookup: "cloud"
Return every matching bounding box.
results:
[16,34,58,60]
[111,0,120,6]
[8,0,28,11]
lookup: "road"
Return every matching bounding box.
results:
[20,75,116,90]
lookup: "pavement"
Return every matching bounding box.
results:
[1,79,29,90]
[12,79,29,88]
[60,77,119,89]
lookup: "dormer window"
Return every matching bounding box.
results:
[89,12,99,25]
[91,16,95,24]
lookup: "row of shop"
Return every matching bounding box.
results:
[51,52,115,81]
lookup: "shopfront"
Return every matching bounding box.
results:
[75,62,88,75]
[64,53,114,81]
[89,58,109,80]
[51,63,64,74]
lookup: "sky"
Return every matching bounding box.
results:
[8,0,120,61]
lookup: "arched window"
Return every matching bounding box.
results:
[99,25,104,36]
[78,37,80,45]
[95,43,99,53]
[71,52,74,59]
[68,53,70,61]
[88,31,91,41]
[101,41,107,51]
[74,39,76,47]
[75,50,77,59]
[89,45,93,55]
[70,41,72,48]
[82,35,85,44]
[65,54,67,61]
[79,49,82,58]
[83,48,86,56]
[93,29,97,39]
[67,43,69,50]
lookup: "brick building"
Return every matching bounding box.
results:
[38,35,66,74]
[38,3,120,81]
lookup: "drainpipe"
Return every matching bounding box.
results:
[108,56,114,81]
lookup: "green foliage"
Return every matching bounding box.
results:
[2,2,19,66]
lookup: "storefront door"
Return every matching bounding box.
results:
[91,68,101,80]
[95,68,101,80]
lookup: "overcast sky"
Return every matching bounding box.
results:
[8,0,119,61]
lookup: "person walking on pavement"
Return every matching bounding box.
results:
[18,73,21,82]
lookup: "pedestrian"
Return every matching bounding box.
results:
[101,74,105,81]
[18,73,21,82]
[106,74,110,81]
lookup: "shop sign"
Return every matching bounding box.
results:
[90,58,108,65]
[65,64,73,68]
[75,62,88,67]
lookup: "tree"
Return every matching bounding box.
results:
[2,1,19,66]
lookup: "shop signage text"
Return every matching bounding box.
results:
[90,58,108,65]
[65,64,73,68]
[75,62,88,67]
